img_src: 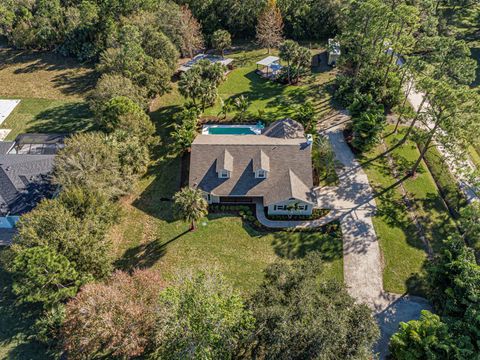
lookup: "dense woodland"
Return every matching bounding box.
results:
[0,0,479,359]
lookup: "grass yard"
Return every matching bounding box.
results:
[1,98,94,140]
[0,45,96,139]
[360,126,455,294]
[153,47,337,124]
[112,198,343,294]
[0,47,96,100]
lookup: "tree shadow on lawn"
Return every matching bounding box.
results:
[271,227,343,260]
[132,156,181,222]
[114,229,190,271]
[0,48,96,98]
[374,189,428,252]
[412,192,455,252]
[29,102,95,134]
[0,249,51,359]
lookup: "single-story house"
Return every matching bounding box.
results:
[189,119,316,216]
[0,133,65,244]
[178,54,234,73]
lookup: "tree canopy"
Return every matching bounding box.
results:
[248,253,379,359]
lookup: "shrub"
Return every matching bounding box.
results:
[248,253,379,358]
[88,74,147,118]
[11,246,86,308]
[62,269,165,359]
[351,109,386,152]
[423,146,467,217]
[13,198,114,280]
[53,132,129,199]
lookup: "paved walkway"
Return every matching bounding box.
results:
[254,200,342,228]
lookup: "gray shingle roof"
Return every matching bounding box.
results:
[189,119,315,205]
[262,118,305,139]
[0,134,64,216]
[252,149,270,172]
[0,142,13,155]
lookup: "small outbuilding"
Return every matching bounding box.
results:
[327,39,341,66]
[256,56,283,79]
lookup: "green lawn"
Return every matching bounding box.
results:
[153,47,336,124]
[360,126,455,294]
[112,200,343,293]
[1,98,94,140]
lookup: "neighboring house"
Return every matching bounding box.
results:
[0,133,65,245]
[189,119,316,216]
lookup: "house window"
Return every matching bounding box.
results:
[219,170,229,178]
[257,170,267,178]
[298,205,307,211]
[274,205,286,211]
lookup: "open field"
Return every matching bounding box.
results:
[0,46,96,140]
[360,126,456,294]
[1,98,94,140]
[0,47,96,100]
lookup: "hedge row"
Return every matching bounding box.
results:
[422,145,468,218]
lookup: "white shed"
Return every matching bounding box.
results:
[327,39,341,66]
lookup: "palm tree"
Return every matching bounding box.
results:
[294,46,311,84]
[234,95,250,122]
[173,187,208,231]
[178,68,202,105]
[218,98,234,119]
[279,40,298,84]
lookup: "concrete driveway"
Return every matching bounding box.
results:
[318,119,431,359]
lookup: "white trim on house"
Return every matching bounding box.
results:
[267,198,313,215]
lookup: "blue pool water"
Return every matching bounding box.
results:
[208,127,256,135]
[0,216,20,229]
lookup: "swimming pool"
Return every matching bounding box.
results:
[0,216,20,229]
[202,124,264,135]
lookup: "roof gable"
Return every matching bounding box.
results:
[252,149,270,172]
[216,149,233,172]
